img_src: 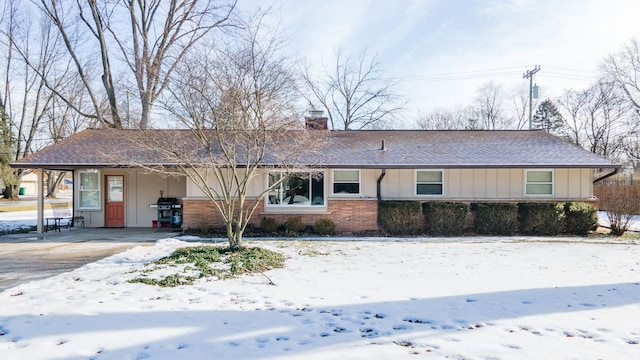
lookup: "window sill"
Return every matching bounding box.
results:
[262,207,330,215]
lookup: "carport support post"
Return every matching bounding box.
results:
[37,168,44,233]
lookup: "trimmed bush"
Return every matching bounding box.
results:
[518,202,565,235]
[564,202,598,235]
[285,217,305,234]
[260,217,278,234]
[313,218,336,236]
[422,202,469,236]
[378,201,422,235]
[472,202,518,235]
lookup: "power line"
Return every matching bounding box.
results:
[398,66,524,83]
[397,65,598,83]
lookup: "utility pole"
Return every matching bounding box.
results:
[523,65,540,129]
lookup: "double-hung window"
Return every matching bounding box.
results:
[78,170,100,209]
[267,171,325,206]
[525,170,553,196]
[332,170,360,195]
[416,170,443,196]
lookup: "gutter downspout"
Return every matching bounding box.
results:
[376,168,388,236]
[593,168,619,184]
[376,168,386,201]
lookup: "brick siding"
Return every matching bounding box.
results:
[182,198,379,234]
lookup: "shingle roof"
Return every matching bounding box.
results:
[320,130,619,168]
[12,128,619,170]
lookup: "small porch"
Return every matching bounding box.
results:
[25,167,186,233]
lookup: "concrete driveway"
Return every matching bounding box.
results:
[0,228,178,292]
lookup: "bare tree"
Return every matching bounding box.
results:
[508,83,534,130]
[0,2,16,197]
[1,1,73,199]
[601,37,640,115]
[556,89,590,146]
[582,81,632,159]
[42,74,97,198]
[471,81,511,130]
[415,106,471,130]
[35,0,237,129]
[301,49,404,130]
[130,16,323,249]
[621,133,640,170]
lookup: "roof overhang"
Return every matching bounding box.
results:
[12,162,622,171]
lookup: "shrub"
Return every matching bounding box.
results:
[564,202,598,235]
[472,202,518,235]
[422,202,469,236]
[285,216,305,234]
[518,202,565,235]
[313,218,336,235]
[598,185,640,236]
[378,201,422,235]
[260,217,278,234]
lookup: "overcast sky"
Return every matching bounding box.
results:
[239,0,640,125]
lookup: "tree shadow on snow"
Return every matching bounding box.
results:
[1,282,639,358]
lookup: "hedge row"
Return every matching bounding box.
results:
[379,201,598,236]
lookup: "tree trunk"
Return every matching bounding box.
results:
[3,183,19,200]
[228,226,244,250]
[139,96,150,129]
[45,170,66,198]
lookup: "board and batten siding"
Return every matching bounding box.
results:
[379,168,593,201]
[185,167,594,201]
[76,169,186,228]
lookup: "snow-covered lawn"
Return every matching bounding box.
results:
[1,237,639,359]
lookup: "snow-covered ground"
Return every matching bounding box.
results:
[0,200,62,233]
[1,237,639,359]
[1,208,640,358]
[0,210,39,233]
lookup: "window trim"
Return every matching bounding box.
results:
[78,169,101,210]
[415,169,444,196]
[265,170,326,208]
[525,169,554,197]
[331,169,361,196]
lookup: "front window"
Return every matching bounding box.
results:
[416,170,443,196]
[268,171,325,206]
[333,170,360,195]
[526,170,553,196]
[79,170,100,209]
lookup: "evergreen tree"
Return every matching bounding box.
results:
[533,99,564,132]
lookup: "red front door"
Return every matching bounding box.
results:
[105,175,125,227]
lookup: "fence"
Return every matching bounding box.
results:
[593,184,640,212]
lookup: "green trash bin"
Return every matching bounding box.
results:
[18,187,26,195]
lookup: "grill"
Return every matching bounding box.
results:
[155,197,182,228]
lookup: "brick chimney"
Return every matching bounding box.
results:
[305,110,328,130]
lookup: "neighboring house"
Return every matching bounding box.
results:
[12,117,619,234]
[17,169,43,196]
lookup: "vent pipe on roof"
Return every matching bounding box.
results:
[381,139,386,151]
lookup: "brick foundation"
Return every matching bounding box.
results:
[182,198,379,234]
